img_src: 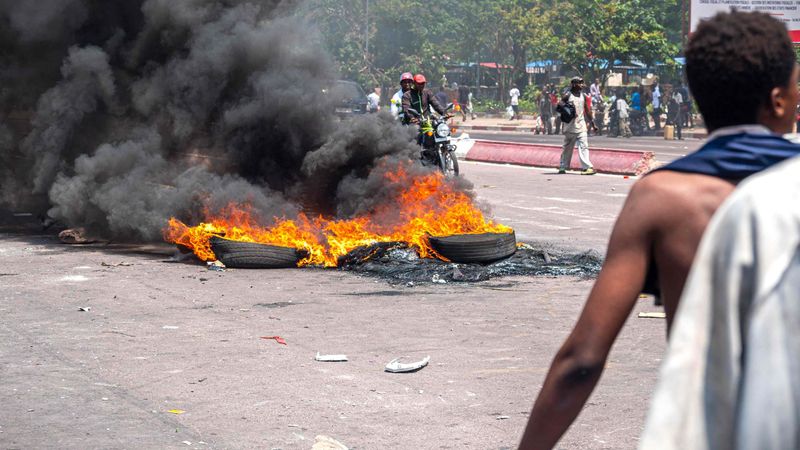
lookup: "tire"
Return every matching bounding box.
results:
[428,231,516,263]
[439,147,459,177]
[210,236,304,268]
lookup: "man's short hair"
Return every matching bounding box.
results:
[686,11,795,131]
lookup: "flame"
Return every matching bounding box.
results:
[165,165,511,267]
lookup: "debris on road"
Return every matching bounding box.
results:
[78,306,91,312]
[315,352,348,362]
[167,409,185,415]
[312,435,349,450]
[385,355,430,373]
[206,260,226,272]
[496,415,511,420]
[638,312,666,319]
[101,261,133,267]
[58,227,97,244]
[261,335,287,345]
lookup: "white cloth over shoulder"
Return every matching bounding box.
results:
[639,156,800,450]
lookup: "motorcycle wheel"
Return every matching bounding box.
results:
[439,149,459,177]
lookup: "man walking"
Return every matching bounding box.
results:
[558,76,596,175]
[616,92,632,138]
[457,84,475,121]
[538,88,553,134]
[651,81,662,131]
[509,84,521,120]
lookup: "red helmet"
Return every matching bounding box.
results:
[413,74,426,84]
[400,72,413,83]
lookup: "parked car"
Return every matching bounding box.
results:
[329,80,368,117]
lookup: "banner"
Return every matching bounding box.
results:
[691,0,800,42]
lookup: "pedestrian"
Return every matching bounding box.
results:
[509,84,521,120]
[550,84,562,134]
[538,88,553,134]
[457,84,475,121]
[678,83,692,128]
[390,72,414,120]
[519,10,800,449]
[589,78,601,101]
[557,76,597,175]
[630,87,641,111]
[651,81,662,131]
[435,86,450,112]
[667,87,683,139]
[616,92,632,137]
[367,85,381,113]
[594,99,606,136]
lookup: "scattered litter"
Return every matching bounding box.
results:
[207,260,226,272]
[312,435,349,450]
[405,281,414,287]
[288,424,301,428]
[261,336,287,345]
[167,409,185,415]
[58,227,97,244]
[182,441,192,446]
[60,275,88,282]
[78,307,91,312]
[315,352,348,362]
[431,273,446,284]
[101,261,133,267]
[496,415,511,420]
[385,355,430,373]
[638,312,666,319]
[162,325,179,330]
[623,175,630,179]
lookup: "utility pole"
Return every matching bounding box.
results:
[364,0,370,68]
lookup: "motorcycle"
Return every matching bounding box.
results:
[406,104,459,177]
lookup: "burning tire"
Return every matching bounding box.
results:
[428,231,516,263]
[210,237,306,268]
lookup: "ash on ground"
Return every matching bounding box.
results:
[338,242,602,284]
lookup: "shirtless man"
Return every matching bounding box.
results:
[519,11,800,449]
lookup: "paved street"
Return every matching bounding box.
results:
[465,131,703,164]
[0,162,666,449]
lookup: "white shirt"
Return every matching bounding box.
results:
[652,86,661,109]
[672,91,683,105]
[640,155,800,450]
[563,92,587,134]
[509,88,520,106]
[390,89,404,117]
[367,92,380,111]
[616,98,629,119]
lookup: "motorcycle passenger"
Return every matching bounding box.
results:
[402,74,452,164]
[390,72,414,121]
[401,74,449,124]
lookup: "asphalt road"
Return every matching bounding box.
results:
[465,131,703,164]
[0,163,666,449]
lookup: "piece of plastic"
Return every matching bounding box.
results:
[167,409,185,414]
[315,352,348,362]
[261,335,287,345]
[384,355,430,373]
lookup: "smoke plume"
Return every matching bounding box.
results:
[0,0,458,241]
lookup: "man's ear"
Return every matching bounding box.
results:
[769,85,789,119]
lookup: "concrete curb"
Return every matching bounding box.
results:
[465,139,656,176]
[457,124,708,140]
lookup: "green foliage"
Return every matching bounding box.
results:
[304,0,681,95]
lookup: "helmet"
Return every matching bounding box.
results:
[400,72,413,83]
[413,74,426,84]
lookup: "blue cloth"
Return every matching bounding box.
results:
[656,133,800,180]
[631,92,641,111]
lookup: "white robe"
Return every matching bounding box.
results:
[640,155,800,449]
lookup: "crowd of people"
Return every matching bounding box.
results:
[531,80,694,138]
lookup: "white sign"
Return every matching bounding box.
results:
[691,0,800,42]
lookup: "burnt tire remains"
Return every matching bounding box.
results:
[210,236,305,268]
[428,231,516,263]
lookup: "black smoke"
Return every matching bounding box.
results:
[0,0,434,241]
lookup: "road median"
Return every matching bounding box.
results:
[464,139,656,176]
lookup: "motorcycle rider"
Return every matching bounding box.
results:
[401,74,450,124]
[390,72,414,121]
